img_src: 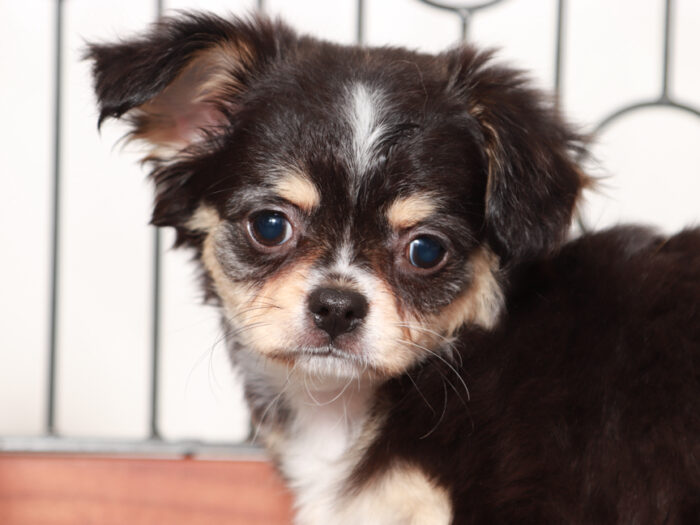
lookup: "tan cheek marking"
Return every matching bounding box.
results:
[374,247,503,375]
[386,194,438,230]
[273,169,321,212]
[367,279,423,377]
[339,463,452,525]
[243,260,316,354]
[201,217,318,355]
[354,248,502,378]
[433,246,504,336]
[201,224,256,319]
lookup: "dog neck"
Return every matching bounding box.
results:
[233,344,380,521]
[232,343,378,458]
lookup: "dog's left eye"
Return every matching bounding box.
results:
[408,236,446,270]
[248,210,293,247]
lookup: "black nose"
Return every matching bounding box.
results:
[307,287,369,340]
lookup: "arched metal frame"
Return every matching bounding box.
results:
[419,0,700,233]
[592,0,700,135]
[2,0,696,455]
[418,0,508,39]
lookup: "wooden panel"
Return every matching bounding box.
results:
[0,455,293,525]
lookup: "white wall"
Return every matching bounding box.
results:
[1,0,699,442]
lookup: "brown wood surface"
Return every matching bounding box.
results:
[0,454,293,525]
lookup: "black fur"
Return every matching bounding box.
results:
[445,49,588,262]
[357,226,700,524]
[88,13,700,524]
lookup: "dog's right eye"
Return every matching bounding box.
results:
[247,211,293,247]
[407,235,447,271]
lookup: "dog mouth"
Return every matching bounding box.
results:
[299,344,352,358]
[274,343,359,361]
[267,341,375,375]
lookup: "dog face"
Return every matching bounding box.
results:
[88,14,586,380]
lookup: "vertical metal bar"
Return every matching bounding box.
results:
[553,0,565,106]
[458,8,471,42]
[258,0,265,11]
[357,0,365,45]
[47,0,65,437]
[554,0,582,232]
[149,233,162,440]
[150,0,164,441]
[661,0,672,101]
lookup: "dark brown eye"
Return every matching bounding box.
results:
[248,211,293,247]
[408,236,446,270]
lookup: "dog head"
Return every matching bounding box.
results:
[88,13,587,380]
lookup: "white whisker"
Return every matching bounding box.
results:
[405,371,436,415]
[397,338,470,402]
[393,322,451,343]
[420,380,449,439]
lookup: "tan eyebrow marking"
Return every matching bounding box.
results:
[386,193,438,229]
[273,169,321,212]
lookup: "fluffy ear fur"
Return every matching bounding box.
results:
[86,13,295,226]
[446,48,589,262]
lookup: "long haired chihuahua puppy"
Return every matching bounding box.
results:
[88,13,700,524]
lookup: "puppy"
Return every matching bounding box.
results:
[87,13,700,525]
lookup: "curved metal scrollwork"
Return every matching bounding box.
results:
[581,0,700,231]
[417,0,509,40]
[416,0,698,233]
[591,0,700,136]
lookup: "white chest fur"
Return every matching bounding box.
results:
[236,350,451,524]
[279,382,374,524]
[275,383,453,525]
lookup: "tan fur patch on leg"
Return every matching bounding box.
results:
[338,463,452,525]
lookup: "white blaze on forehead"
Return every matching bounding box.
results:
[333,238,356,273]
[346,82,386,176]
[322,238,371,296]
[319,238,420,376]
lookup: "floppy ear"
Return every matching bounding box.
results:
[86,13,295,226]
[447,48,589,262]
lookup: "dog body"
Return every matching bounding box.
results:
[88,14,700,524]
[367,226,700,524]
[238,226,700,525]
